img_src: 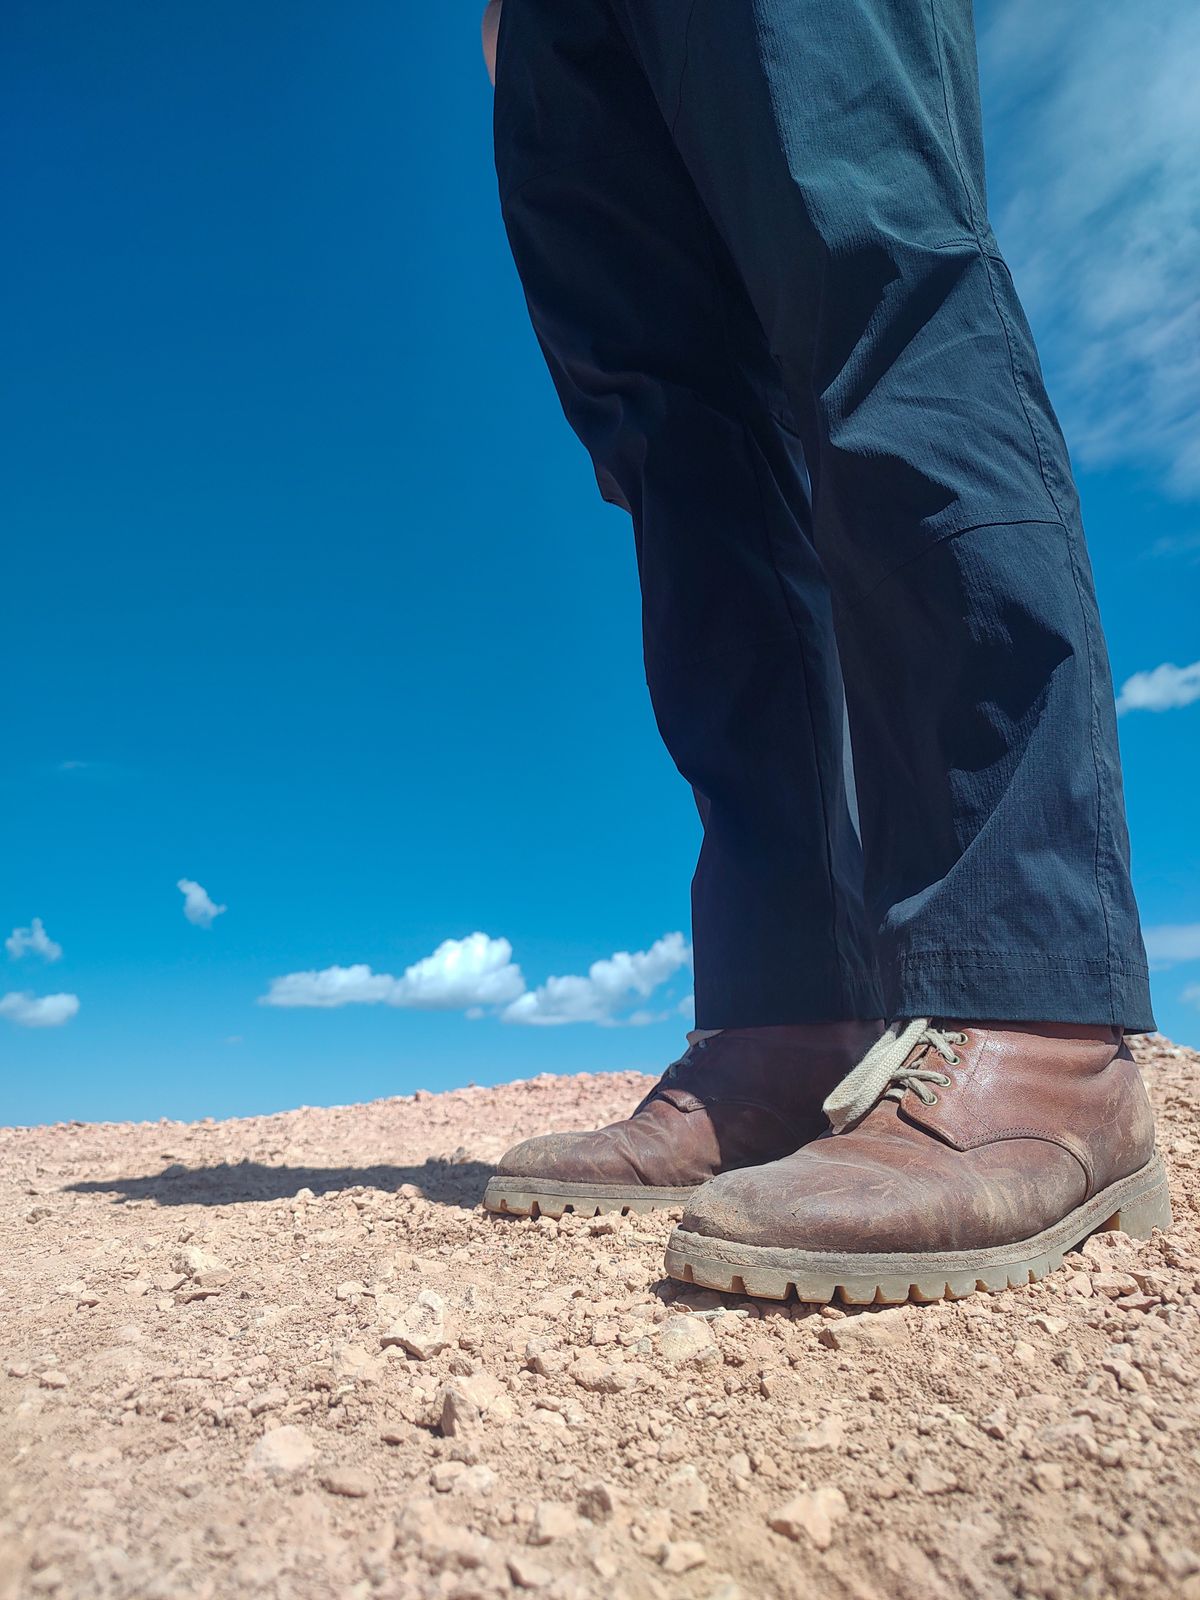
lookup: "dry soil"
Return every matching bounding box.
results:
[2,1035,1198,1600]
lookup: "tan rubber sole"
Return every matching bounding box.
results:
[664,1154,1172,1305]
[482,1175,695,1219]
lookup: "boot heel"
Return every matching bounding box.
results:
[1099,1172,1173,1240]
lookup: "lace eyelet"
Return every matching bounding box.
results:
[946,1055,961,1067]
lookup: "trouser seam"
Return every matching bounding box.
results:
[837,516,1064,617]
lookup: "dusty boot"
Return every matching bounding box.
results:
[666,1020,1171,1304]
[482,1021,883,1218]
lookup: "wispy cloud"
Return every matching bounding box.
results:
[980,0,1200,494]
[5,918,63,963]
[261,932,525,1010]
[1184,983,1200,1010]
[1143,924,1200,965]
[502,932,690,1027]
[0,991,80,1028]
[1115,661,1200,715]
[178,878,227,929]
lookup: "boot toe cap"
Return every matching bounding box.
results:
[493,1133,585,1182]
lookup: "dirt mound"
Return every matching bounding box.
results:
[2,1037,1198,1600]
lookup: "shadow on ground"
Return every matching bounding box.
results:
[64,1159,494,1211]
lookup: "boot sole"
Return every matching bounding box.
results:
[664,1153,1172,1304]
[482,1176,696,1219]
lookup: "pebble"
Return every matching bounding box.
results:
[439,1384,480,1437]
[665,1464,710,1515]
[246,1425,314,1479]
[380,1289,450,1359]
[321,1467,372,1498]
[508,1553,554,1589]
[529,1501,578,1544]
[173,1246,232,1289]
[578,1481,619,1523]
[659,1540,708,1573]
[793,1415,846,1451]
[767,1487,848,1550]
[818,1308,907,1350]
[659,1317,719,1367]
[912,1465,960,1495]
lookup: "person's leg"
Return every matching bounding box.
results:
[484,0,882,1218]
[492,0,881,1028]
[610,0,1153,1030]
[597,0,1170,1297]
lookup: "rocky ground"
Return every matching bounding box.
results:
[1,1036,1198,1600]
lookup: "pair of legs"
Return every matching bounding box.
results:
[484,0,1165,1300]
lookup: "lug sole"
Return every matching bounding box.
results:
[482,1175,695,1220]
[664,1153,1172,1305]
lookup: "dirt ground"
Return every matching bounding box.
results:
[2,1035,1198,1600]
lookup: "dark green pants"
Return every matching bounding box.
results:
[493,0,1153,1031]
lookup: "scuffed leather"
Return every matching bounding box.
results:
[681,1023,1158,1252]
[493,1022,883,1188]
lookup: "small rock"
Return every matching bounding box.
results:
[660,1541,708,1574]
[38,1371,69,1390]
[430,1461,466,1493]
[336,1281,365,1301]
[664,1464,709,1516]
[459,1464,498,1496]
[380,1289,450,1359]
[529,1501,577,1544]
[246,1425,315,1479]
[793,1415,845,1451]
[321,1467,372,1498]
[173,1245,232,1289]
[817,1309,907,1350]
[659,1318,719,1367]
[578,1481,619,1523]
[768,1488,848,1549]
[571,1358,633,1393]
[1092,1271,1140,1299]
[440,1384,480,1437]
[1101,1357,1148,1393]
[980,1407,1008,1440]
[912,1465,959,1496]
[508,1553,554,1589]
[1031,1463,1065,1493]
[248,1387,288,1416]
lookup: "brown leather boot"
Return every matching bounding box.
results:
[665,1020,1171,1304]
[482,1021,883,1218]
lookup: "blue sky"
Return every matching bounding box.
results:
[3,0,1198,1127]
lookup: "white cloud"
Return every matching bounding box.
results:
[5,918,63,963]
[502,932,690,1027]
[1143,924,1200,965]
[260,932,525,1010]
[1184,983,1200,1009]
[0,991,80,1028]
[1115,661,1200,715]
[979,0,1200,493]
[178,878,227,929]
